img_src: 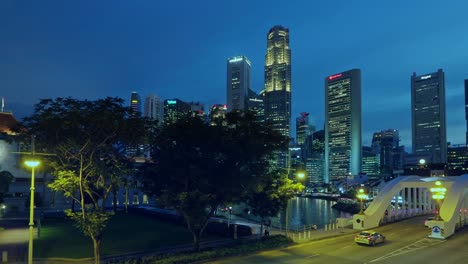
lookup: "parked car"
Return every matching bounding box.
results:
[355,231,386,246]
[424,217,435,227]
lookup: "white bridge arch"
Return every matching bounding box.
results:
[353,174,468,239]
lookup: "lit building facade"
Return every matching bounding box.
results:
[264,25,291,138]
[163,99,191,125]
[144,94,164,126]
[309,130,325,184]
[209,104,227,126]
[227,56,251,112]
[325,69,362,183]
[447,144,468,173]
[371,129,400,175]
[411,69,447,164]
[248,89,264,121]
[130,91,142,117]
[362,146,380,178]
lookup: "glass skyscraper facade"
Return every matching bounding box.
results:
[325,69,362,183]
[227,56,251,112]
[411,69,447,164]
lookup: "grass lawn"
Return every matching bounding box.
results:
[34,212,220,258]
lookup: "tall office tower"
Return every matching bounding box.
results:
[247,88,264,121]
[163,99,191,125]
[465,79,468,145]
[362,146,380,178]
[296,112,310,146]
[310,130,325,184]
[130,91,142,117]
[144,94,164,126]
[411,69,447,164]
[227,56,251,112]
[325,69,362,183]
[264,25,291,168]
[264,25,291,137]
[371,129,399,175]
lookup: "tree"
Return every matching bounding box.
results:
[22,97,148,264]
[245,168,304,236]
[0,170,14,203]
[141,111,289,250]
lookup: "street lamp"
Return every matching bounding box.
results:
[25,159,40,264]
[430,180,447,221]
[356,188,367,215]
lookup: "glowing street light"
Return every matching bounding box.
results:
[356,188,367,215]
[430,180,447,221]
[25,159,40,264]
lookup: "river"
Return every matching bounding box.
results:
[267,197,352,230]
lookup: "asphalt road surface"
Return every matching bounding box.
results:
[206,216,468,264]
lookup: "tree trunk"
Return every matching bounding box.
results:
[192,231,201,252]
[91,235,101,264]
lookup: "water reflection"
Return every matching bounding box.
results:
[271,197,351,230]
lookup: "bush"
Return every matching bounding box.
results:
[105,235,293,264]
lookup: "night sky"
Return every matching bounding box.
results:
[1,0,467,150]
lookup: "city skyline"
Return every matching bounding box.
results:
[1,1,467,150]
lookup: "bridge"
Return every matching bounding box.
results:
[353,174,468,239]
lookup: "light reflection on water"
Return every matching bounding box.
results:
[270,197,352,230]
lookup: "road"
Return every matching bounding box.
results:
[206,216,468,264]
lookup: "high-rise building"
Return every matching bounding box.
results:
[130,91,142,117]
[247,88,264,121]
[144,94,164,126]
[296,112,310,147]
[325,69,362,183]
[371,129,399,175]
[264,25,291,138]
[465,79,468,145]
[362,146,380,178]
[163,99,191,125]
[264,25,292,169]
[411,69,447,164]
[227,56,251,112]
[309,130,325,184]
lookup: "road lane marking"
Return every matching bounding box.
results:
[341,245,352,249]
[369,238,445,262]
[306,254,320,258]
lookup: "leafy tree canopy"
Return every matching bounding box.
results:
[141,110,289,250]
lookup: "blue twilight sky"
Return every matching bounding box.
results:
[1,0,467,150]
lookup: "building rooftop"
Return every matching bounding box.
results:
[0,112,19,135]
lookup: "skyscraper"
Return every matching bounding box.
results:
[130,91,141,117]
[325,69,362,183]
[144,94,164,126]
[227,56,251,112]
[247,88,264,121]
[264,25,291,137]
[411,69,447,164]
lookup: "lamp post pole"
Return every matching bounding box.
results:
[25,160,40,264]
